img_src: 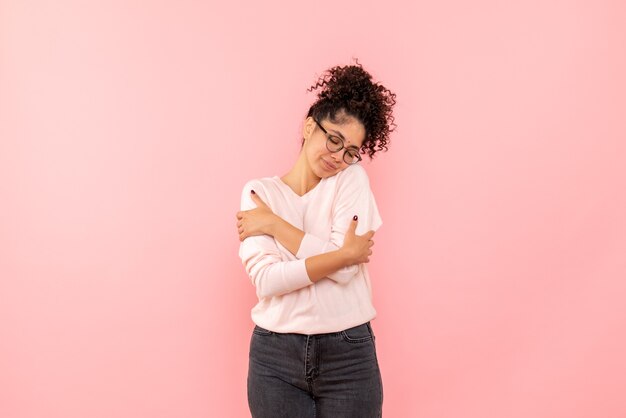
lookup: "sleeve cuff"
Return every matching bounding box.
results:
[284,258,314,289]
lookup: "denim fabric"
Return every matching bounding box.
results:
[247,322,383,418]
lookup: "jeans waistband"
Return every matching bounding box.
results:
[255,321,372,337]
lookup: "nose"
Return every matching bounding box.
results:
[329,150,343,163]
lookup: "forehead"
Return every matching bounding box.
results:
[322,115,366,148]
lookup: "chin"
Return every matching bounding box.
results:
[317,166,337,179]
[315,170,329,179]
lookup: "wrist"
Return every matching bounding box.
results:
[336,247,353,268]
[266,214,280,236]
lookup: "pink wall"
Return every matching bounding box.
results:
[2,1,625,417]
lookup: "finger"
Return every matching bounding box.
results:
[368,250,373,255]
[347,215,358,234]
[250,190,268,207]
[236,212,243,220]
[237,220,242,228]
[363,230,375,239]
[368,240,375,247]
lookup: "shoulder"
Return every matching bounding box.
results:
[240,176,283,210]
[334,163,371,188]
[241,177,280,196]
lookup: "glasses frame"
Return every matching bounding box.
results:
[313,118,363,165]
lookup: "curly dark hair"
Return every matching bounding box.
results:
[305,59,397,159]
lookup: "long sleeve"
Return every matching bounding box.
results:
[296,233,359,284]
[295,164,383,284]
[238,181,314,299]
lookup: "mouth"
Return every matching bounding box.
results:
[321,158,337,171]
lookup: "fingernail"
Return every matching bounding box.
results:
[251,190,256,194]
[353,215,358,221]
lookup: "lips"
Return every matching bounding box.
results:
[322,158,337,171]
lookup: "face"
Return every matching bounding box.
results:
[301,114,366,179]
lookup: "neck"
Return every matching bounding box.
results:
[281,152,320,196]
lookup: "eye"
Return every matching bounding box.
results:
[344,148,361,164]
[328,135,342,145]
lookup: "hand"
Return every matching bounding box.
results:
[236,191,277,241]
[340,216,375,265]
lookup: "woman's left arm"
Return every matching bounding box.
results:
[237,192,305,255]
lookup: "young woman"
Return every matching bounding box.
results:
[236,61,396,418]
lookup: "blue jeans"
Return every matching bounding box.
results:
[247,322,383,417]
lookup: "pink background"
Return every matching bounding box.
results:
[2,1,625,417]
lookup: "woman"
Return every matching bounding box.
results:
[236,61,396,417]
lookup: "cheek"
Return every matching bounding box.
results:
[307,141,328,159]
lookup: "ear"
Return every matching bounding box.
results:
[302,116,316,142]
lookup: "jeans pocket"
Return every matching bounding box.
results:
[252,325,274,336]
[340,322,374,343]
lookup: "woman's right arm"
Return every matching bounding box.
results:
[304,217,373,279]
[240,222,370,299]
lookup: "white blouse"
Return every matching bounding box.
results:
[238,163,383,334]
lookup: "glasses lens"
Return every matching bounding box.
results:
[326,136,343,152]
[344,149,360,165]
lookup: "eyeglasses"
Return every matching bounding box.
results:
[313,118,362,165]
